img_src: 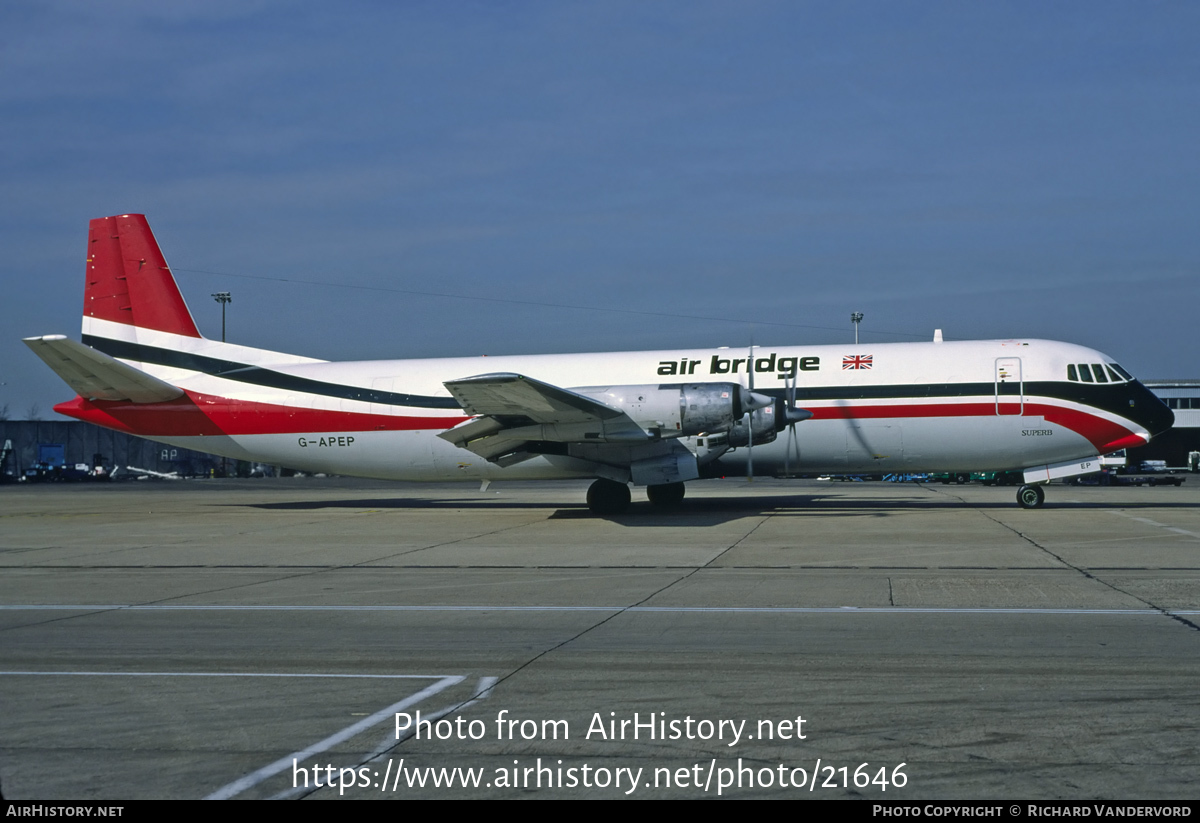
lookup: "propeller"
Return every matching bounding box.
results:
[780,365,812,476]
[782,367,799,475]
[741,341,777,481]
[738,341,802,481]
[747,342,755,482]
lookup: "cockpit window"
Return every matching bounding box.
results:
[1110,363,1134,381]
[1067,362,1134,384]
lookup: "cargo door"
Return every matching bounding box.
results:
[995,357,1023,416]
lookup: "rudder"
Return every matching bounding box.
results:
[84,214,202,339]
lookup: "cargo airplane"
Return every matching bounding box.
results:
[25,215,1174,514]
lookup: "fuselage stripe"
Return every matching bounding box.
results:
[66,335,1155,454]
[82,335,463,409]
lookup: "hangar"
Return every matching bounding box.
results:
[1129,380,1200,470]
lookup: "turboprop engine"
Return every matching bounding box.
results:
[720,397,813,448]
[576,382,772,438]
[726,405,779,447]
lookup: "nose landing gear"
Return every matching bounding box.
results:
[1016,484,1045,509]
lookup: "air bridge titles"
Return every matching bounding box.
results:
[656,353,820,378]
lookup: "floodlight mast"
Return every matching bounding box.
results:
[212,292,232,342]
[851,312,863,345]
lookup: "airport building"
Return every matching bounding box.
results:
[1,420,233,481]
[1129,380,1200,469]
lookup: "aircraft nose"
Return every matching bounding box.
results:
[1130,383,1174,438]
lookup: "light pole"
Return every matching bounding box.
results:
[210,292,233,477]
[212,292,232,342]
[851,312,863,345]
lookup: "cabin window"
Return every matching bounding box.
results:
[1067,364,1078,381]
[1105,365,1124,383]
[1111,363,1134,381]
[1077,364,1093,383]
[1091,364,1109,383]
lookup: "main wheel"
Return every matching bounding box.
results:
[587,478,631,515]
[1016,484,1045,509]
[646,481,686,507]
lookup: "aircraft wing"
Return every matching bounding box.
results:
[439,372,650,464]
[443,372,629,423]
[23,335,184,404]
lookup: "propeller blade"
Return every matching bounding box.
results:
[783,367,807,475]
[784,368,793,476]
[747,341,754,482]
[747,341,755,392]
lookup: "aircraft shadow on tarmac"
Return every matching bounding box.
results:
[226,490,1195,527]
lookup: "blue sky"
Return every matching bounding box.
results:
[3,1,1198,418]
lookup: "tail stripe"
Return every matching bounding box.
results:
[82,335,462,410]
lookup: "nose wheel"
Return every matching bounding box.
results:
[1016,484,1045,509]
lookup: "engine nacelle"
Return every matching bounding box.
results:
[576,382,761,437]
[725,405,780,448]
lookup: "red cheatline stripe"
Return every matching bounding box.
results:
[806,400,1141,452]
[55,393,1142,454]
[53,392,467,436]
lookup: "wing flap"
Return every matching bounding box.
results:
[439,372,650,465]
[444,372,625,423]
[23,335,184,403]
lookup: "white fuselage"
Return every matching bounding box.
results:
[75,317,1160,482]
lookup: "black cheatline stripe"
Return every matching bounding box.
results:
[764,381,1121,406]
[84,334,1161,428]
[83,335,463,410]
[766,380,1162,431]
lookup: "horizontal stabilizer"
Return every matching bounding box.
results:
[23,335,184,403]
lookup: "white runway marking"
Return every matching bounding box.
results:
[1104,510,1200,540]
[1,604,1195,615]
[2,670,489,801]
[204,674,463,800]
[0,670,456,679]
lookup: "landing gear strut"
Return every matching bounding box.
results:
[646,481,686,508]
[1016,484,1045,509]
[587,478,631,515]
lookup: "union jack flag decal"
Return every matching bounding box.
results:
[843,354,873,370]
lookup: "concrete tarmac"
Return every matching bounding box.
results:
[1,476,1198,800]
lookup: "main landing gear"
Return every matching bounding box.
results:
[1016,484,1046,509]
[587,478,631,515]
[586,480,688,515]
[646,481,686,508]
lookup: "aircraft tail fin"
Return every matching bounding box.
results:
[83,214,203,340]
